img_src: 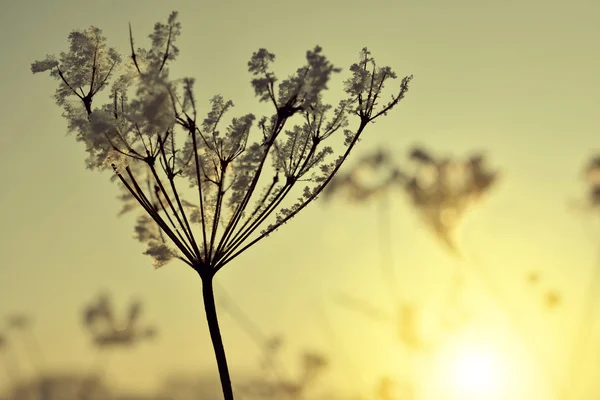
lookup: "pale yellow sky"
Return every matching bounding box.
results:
[0,0,599,398]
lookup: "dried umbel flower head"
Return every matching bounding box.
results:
[323,148,406,202]
[31,12,413,275]
[324,146,499,255]
[400,147,499,254]
[33,12,412,400]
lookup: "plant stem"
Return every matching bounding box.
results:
[79,347,110,400]
[202,275,234,400]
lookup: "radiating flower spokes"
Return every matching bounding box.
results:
[32,12,413,280]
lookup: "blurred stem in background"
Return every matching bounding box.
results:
[79,293,157,400]
[377,191,397,306]
[79,347,112,400]
[560,239,600,399]
[6,315,46,376]
[0,333,20,390]
[215,282,290,386]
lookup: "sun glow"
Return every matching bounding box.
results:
[443,342,505,397]
[424,329,528,400]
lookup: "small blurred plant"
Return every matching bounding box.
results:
[5,314,46,376]
[83,293,157,348]
[79,293,157,400]
[8,373,111,400]
[0,298,161,400]
[0,331,20,389]
[582,155,600,210]
[238,337,328,400]
[325,146,499,256]
[322,146,499,353]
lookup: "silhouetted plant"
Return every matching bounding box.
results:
[31,10,413,400]
[325,147,499,256]
[0,332,20,391]
[583,155,600,210]
[83,293,156,348]
[5,314,46,377]
[80,293,156,400]
[157,373,229,400]
[322,147,492,345]
[8,373,111,400]
[238,338,328,400]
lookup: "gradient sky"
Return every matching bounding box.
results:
[0,0,599,399]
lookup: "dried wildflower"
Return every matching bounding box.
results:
[325,147,499,256]
[33,11,412,400]
[398,148,499,255]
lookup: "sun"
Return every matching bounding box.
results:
[445,343,504,396]
[425,330,522,400]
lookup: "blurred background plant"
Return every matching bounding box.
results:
[79,293,158,400]
[311,146,600,400]
[320,145,578,399]
[0,293,159,400]
[237,337,328,400]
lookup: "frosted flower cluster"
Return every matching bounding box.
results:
[32,11,412,274]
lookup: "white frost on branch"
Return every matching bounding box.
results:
[32,11,413,271]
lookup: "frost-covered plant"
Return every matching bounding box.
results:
[32,11,412,400]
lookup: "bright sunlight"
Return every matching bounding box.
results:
[422,325,543,400]
[441,341,506,397]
